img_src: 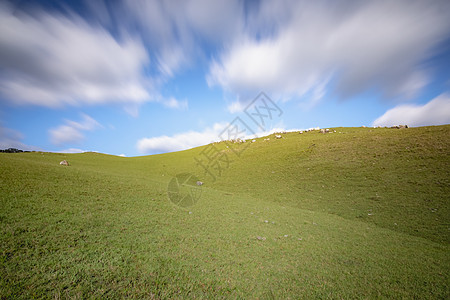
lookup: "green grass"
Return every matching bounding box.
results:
[1,125,449,298]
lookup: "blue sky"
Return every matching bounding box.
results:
[1,0,449,156]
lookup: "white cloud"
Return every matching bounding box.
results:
[208,0,450,106]
[137,120,293,154]
[57,148,87,154]
[227,101,246,114]
[122,96,187,116]
[161,97,188,110]
[137,123,227,154]
[49,114,102,146]
[121,0,244,78]
[373,94,450,127]
[2,0,448,114]
[0,125,41,151]
[0,3,151,108]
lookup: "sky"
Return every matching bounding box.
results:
[1,0,450,157]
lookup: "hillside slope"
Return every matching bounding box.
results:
[0,125,449,298]
[205,125,450,244]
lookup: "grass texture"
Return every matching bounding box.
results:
[1,125,449,298]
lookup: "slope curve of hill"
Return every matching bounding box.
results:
[1,125,449,298]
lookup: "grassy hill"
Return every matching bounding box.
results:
[1,125,449,298]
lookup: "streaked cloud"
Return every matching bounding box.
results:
[0,0,245,112]
[227,101,246,114]
[373,94,450,127]
[208,0,450,106]
[0,3,150,108]
[137,123,227,154]
[49,114,102,146]
[160,97,188,110]
[2,0,448,112]
[136,120,289,155]
[120,0,243,78]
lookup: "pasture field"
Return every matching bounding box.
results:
[1,125,449,298]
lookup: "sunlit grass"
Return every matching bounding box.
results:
[1,125,449,298]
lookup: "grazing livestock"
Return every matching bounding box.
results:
[60,160,69,166]
[391,125,409,129]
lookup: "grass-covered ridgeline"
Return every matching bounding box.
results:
[1,125,449,298]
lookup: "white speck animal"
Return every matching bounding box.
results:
[59,160,69,166]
